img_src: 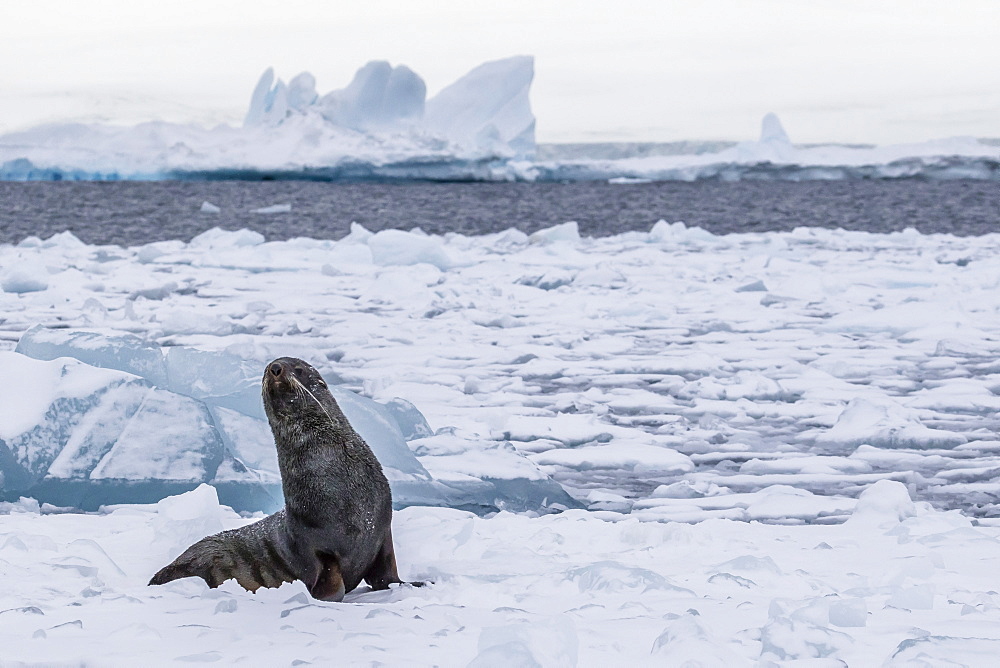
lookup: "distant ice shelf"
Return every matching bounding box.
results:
[0,56,997,182]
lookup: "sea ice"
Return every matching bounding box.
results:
[5,327,573,514]
[2,222,1000,664]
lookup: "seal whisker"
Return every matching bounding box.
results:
[288,373,341,432]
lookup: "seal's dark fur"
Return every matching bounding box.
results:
[149,357,403,601]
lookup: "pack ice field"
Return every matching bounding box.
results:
[3,220,1000,665]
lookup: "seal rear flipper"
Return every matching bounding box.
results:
[148,548,230,589]
[310,552,346,602]
[149,533,258,590]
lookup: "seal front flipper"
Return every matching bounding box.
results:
[310,552,346,602]
[362,529,432,590]
[361,529,404,591]
[361,529,431,591]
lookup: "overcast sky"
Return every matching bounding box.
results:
[1,0,998,144]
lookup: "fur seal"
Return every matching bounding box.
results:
[149,357,410,601]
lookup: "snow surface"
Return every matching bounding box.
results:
[1,56,998,181]
[2,483,1000,665]
[4,221,1000,663]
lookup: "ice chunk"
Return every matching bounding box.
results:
[199,201,221,214]
[45,382,150,479]
[251,203,291,214]
[425,56,535,157]
[162,346,262,414]
[466,640,540,668]
[0,352,273,511]
[188,227,265,249]
[812,395,966,450]
[573,265,626,289]
[469,619,577,668]
[570,561,693,595]
[16,325,169,388]
[90,389,223,482]
[1,264,48,293]
[329,387,430,479]
[888,583,935,610]
[760,616,852,661]
[0,353,143,491]
[406,433,581,513]
[650,613,744,664]
[382,398,432,440]
[735,279,768,292]
[828,598,868,628]
[845,479,916,528]
[529,442,694,475]
[528,221,580,244]
[340,221,373,244]
[887,636,1000,667]
[208,407,281,485]
[608,176,651,184]
[648,220,716,244]
[319,61,425,131]
[367,229,453,269]
[151,484,228,558]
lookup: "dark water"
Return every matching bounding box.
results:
[0,180,998,246]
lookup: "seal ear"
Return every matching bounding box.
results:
[310,552,346,602]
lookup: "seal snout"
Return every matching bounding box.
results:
[263,358,310,399]
[263,359,295,397]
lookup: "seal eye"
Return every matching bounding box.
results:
[269,363,282,377]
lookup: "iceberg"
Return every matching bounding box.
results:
[2,51,997,182]
[247,62,426,133]
[4,327,577,514]
[0,56,536,181]
[424,55,535,157]
[318,61,425,132]
[530,113,1000,182]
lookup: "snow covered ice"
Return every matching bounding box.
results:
[4,221,1000,663]
[3,482,1000,664]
